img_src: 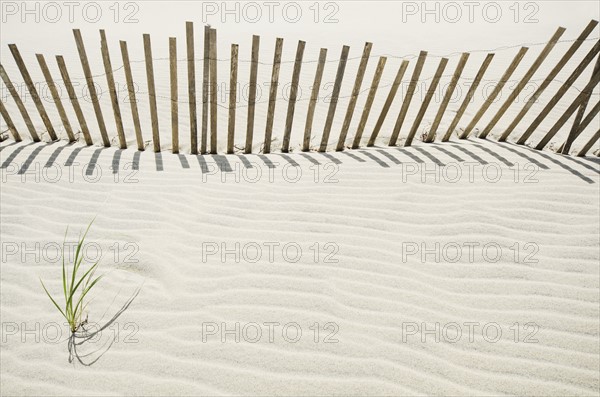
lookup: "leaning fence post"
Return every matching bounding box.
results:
[36,54,75,142]
[442,53,494,142]
[100,30,127,149]
[479,28,565,140]
[352,56,387,149]
[516,40,600,145]
[336,42,372,151]
[119,41,144,151]
[500,20,598,142]
[460,47,528,139]
[228,44,239,155]
[209,28,218,154]
[367,60,409,147]
[55,55,93,146]
[264,38,284,154]
[388,51,427,146]
[303,48,327,152]
[560,100,600,154]
[0,100,22,142]
[0,65,39,142]
[143,33,161,152]
[73,29,110,146]
[425,53,469,143]
[576,128,600,157]
[282,40,306,153]
[405,57,448,147]
[319,45,350,152]
[186,22,197,155]
[170,37,179,154]
[8,44,57,141]
[245,35,260,154]
[202,25,210,154]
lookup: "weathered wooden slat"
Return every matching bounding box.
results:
[576,128,600,157]
[245,35,260,154]
[72,29,109,146]
[303,48,327,152]
[479,28,565,139]
[0,65,39,141]
[228,44,239,154]
[517,40,600,145]
[209,28,218,154]
[143,33,160,152]
[352,56,387,149]
[170,37,179,154]
[500,20,599,141]
[388,51,427,146]
[442,53,494,142]
[534,69,600,150]
[9,44,57,141]
[425,53,469,143]
[0,99,22,142]
[560,100,600,154]
[460,47,528,139]
[36,54,75,142]
[119,41,144,151]
[405,57,449,147]
[367,60,409,147]
[264,38,284,154]
[560,55,600,154]
[336,42,373,151]
[282,40,306,153]
[99,30,127,149]
[55,56,93,145]
[202,25,210,154]
[319,45,350,152]
[186,22,197,155]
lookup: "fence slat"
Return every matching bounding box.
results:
[388,51,427,146]
[352,56,387,149]
[228,44,239,154]
[367,60,409,147]
[319,45,350,152]
[442,53,494,142]
[245,35,260,154]
[534,69,600,150]
[303,48,327,152]
[0,100,22,142]
[170,37,179,154]
[36,54,75,142]
[56,55,93,145]
[500,20,598,142]
[405,57,448,147]
[425,53,469,143]
[460,47,528,139]
[560,100,600,154]
[264,38,284,154]
[8,44,57,141]
[479,28,565,139]
[73,30,109,146]
[100,30,127,149]
[202,25,210,154]
[576,128,600,157]
[516,40,600,145]
[143,34,160,152]
[336,42,373,151]
[282,40,306,153]
[209,28,218,154]
[119,41,144,151]
[560,55,600,154]
[186,22,197,155]
[0,65,38,141]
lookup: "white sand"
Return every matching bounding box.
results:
[1,1,600,395]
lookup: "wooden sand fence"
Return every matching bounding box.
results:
[1,20,599,158]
